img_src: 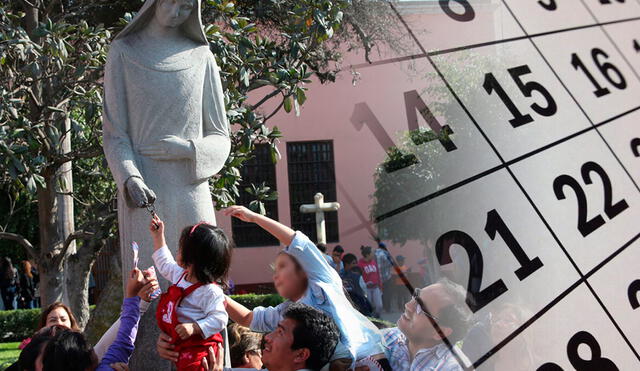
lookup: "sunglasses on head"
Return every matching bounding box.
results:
[412,288,439,322]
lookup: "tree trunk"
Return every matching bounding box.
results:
[85,242,123,345]
[35,120,75,307]
[66,238,103,329]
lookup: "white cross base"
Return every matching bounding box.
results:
[299,193,340,245]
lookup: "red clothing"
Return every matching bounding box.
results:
[358,258,381,288]
[156,273,222,371]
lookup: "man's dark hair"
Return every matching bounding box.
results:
[41,329,97,371]
[435,278,472,342]
[16,326,65,371]
[360,245,372,257]
[332,245,344,254]
[179,224,234,287]
[342,253,357,266]
[283,303,339,371]
[316,243,327,253]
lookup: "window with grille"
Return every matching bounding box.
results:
[231,144,279,247]
[287,141,339,243]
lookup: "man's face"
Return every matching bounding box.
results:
[262,318,306,370]
[397,283,452,344]
[332,251,342,263]
[344,260,355,271]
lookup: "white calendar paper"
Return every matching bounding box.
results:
[370,1,640,369]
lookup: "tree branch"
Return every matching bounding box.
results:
[54,145,103,166]
[55,230,94,269]
[249,88,282,111]
[263,98,286,123]
[0,232,38,260]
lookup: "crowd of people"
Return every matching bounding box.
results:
[316,240,417,319]
[1,258,39,311]
[3,206,475,371]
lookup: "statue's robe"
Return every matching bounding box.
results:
[103,38,230,270]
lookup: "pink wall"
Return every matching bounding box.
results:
[216,5,500,286]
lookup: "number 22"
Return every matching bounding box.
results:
[553,161,628,237]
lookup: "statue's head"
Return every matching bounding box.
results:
[115,0,207,45]
[153,0,195,29]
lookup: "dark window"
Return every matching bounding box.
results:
[287,141,339,243]
[232,144,279,247]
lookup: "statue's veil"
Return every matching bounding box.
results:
[114,0,208,45]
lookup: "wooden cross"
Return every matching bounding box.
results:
[299,193,340,245]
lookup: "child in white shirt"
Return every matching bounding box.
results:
[149,215,232,370]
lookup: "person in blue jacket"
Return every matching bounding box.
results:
[222,206,390,371]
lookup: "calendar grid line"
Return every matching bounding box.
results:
[580,0,640,82]
[599,27,640,82]
[583,280,640,361]
[387,3,604,369]
[594,104,640,128]
[581,239,640,362]
[500,0,640,362]
[471,278,584,369]
[349,53,427,70]
[584,232,640,285]
[349,15,640,74]
[373,163,503,223]
[426,16,640,58]
[374,103,640,223]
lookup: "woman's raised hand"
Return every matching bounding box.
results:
[223,205,257,223]
[125,268,146,298]
[137,274,159,302]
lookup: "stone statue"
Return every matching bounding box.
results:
[102,0,230,367]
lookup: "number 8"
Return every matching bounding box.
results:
[439,0,475,22]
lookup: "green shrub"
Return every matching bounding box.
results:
[228,293,284,309]
[0,309,40,342]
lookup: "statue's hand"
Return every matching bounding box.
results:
[126,177,157,208]
[138,136,194,161]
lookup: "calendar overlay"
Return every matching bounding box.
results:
[366,1,640,370]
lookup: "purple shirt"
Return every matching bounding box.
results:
[96,296,141,370]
